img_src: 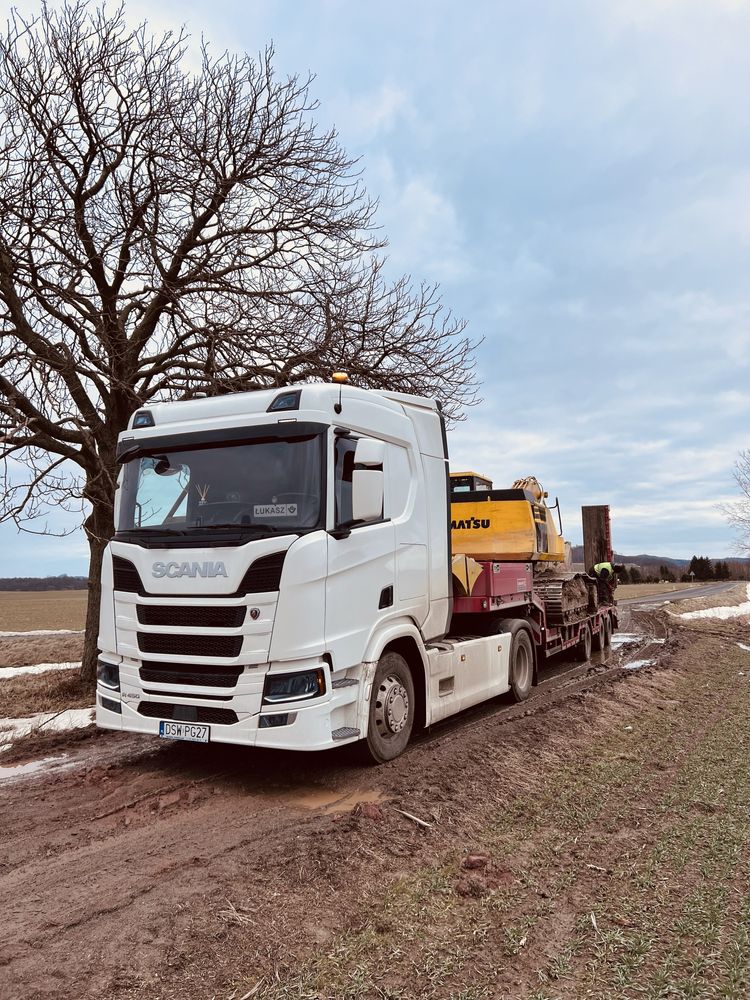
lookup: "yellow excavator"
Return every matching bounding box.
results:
[450,472,591,625]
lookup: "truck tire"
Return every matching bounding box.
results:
[576,623,592,662]
[509,629,534,702]
[592,617,606,653]
[362,651,415,764]
[491,619,535,701]
[602,615,612,649]
[592,624,603,653]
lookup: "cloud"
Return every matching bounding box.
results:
[368,156,471,282]
[612,498,734,526]
[332,83,411,143]
[6,0,750,572]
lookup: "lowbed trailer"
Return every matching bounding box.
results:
[451,558,618,664]
[96,380,618,763]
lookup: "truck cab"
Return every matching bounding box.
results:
[97,383,484,761]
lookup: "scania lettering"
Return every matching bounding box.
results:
[96,383,618,763]
[152,561,229,579]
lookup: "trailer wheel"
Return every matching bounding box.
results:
[592,619,605,653]
[576,623,592,662]
[362,651,415,764]
[509,629,534,702]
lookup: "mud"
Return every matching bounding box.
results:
[0,754,72,783]
[0,608,673,999]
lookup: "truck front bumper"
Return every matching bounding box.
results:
[95,663,363,752]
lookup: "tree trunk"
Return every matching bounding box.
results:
[80,503,115,685]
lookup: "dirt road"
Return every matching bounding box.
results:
[2,607,749,999]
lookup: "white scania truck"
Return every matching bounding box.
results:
[96,381,614,762]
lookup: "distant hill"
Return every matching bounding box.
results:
[570,547,750,579]
[570,547,750,568]
[0,575,88,591]
[570,546,687,568]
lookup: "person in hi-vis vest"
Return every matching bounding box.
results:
[591,561,625,603]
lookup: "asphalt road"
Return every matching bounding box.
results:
[619,581,737,606]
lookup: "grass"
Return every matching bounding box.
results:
[0,667,89,719]
[0,589,88,632]
[0,632,83,669]
[229,637,750,1000]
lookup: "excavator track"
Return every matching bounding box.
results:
[534,573,592,626]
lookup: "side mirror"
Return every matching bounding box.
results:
[352,438,385,523]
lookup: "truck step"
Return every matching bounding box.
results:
[332,727,360,741]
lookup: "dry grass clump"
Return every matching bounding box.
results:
[0,634,83,668]
[0,668,89,720]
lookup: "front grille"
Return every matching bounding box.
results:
[111,551,285,596]
[137,605,246,628]
[138,701,238,725]
[113,556,143,594]
[237,551,286,594]
[140,660,244,688]
[137,633,243,658]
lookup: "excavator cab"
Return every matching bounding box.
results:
[450,471,493,496]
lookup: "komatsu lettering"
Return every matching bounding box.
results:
[450,518,491,530]
[151,561,228,579]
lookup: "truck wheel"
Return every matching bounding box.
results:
[509,629,534,702]
[592,619,605,653]
[363,651,415,764]
[602,615,612,649]
[576,623,592,662]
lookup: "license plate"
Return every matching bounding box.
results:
[159,720,210,743]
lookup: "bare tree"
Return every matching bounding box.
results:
[723,450,750,554]
[0,2,478,682]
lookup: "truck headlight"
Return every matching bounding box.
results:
[263,668,325,704]
[97,659,120,691]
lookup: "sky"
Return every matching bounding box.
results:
[2,0,750,573]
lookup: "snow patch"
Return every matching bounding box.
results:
[0,629,83,638]
[679,585,750,620]
[611,633,639,647]
[0,707,94,746]
[0,661,80,681]
[0,754,73,783]
[624,658,656,671]
[738,643,750,652]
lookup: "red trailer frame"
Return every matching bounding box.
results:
[452,559,619,664]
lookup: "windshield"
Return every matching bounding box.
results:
[117,433,323,536]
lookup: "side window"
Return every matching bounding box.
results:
[334,436,358,526]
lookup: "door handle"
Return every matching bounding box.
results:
[379,585,394,609]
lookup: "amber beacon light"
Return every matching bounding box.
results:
[331,371,349,383]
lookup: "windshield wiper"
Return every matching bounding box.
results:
[187,523,297,534]
[118,527,190,536]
